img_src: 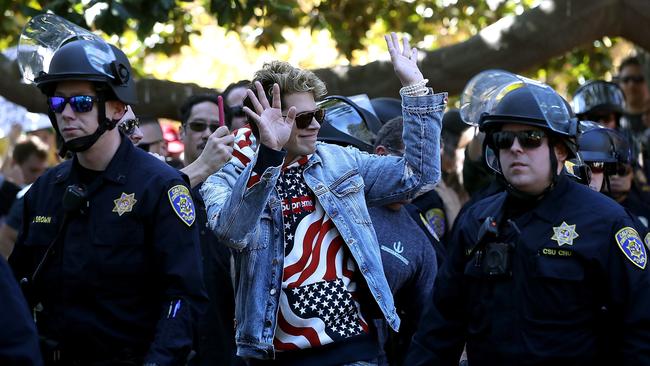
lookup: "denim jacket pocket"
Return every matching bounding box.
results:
[330,170,372,225]
[242,212,272,251]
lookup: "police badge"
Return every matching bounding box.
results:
[615,227,647,269]
[168,185,195,227]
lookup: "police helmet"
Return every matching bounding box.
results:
[317,95,383,153]
[461,70,578,137]
[18,14,136,154]
[572,80,625,118]
[577,126,619,164]
[19,14,136,104]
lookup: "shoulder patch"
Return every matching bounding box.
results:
[423,208,446,240]
[168,185,195,227]
[645,232,650,251]
[615,227,647,269]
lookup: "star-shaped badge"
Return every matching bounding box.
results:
[113,192,137,216]
[551,221,579,246]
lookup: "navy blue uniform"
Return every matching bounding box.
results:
[0,256,42,366]
[406,174,650,365]
[191,183,242,366]
[10,135,207,365]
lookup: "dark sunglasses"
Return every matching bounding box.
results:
[621,75,645,84]
[614,163,633,176]
[118,118,139,135]
[289,109,326,129]
[491,130,545,150]
[48,95,98,113]
[187,121,219,133]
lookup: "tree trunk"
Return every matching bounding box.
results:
[1,0,649,120]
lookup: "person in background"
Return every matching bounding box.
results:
[371,116,439,366]
[618,56,649,134]
[178,93,241,366]
[137,116,167,156]
[223,80,251,130]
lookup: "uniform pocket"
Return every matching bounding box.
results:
[533,255,584,281]
[91,219,147,280]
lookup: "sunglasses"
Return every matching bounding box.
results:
[48,95,98,113]
[491,130,545,150]
[118,118,139,135]
[187,121,219,133]
[621,75,645,84]
[288,109,326,129]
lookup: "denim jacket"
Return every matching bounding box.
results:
[201,91,446,359]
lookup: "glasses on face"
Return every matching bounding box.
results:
[118,118,139,135]
[621,75,645,84]
[187,120,219,133]
[491,130,545,150]
[291,109,326,129]
[615,163,633,176]
[48,95,98,113]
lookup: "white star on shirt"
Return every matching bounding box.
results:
[287,234,294,240]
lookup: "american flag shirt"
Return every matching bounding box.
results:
[273,157,369,351]
[228,127,369,351]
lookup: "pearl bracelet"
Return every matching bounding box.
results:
[399,78,430,97]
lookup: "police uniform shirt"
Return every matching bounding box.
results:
[406,173,650,366]
[9,134,206,365]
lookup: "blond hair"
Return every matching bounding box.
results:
[252,61,327,104]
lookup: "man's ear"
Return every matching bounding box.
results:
[554,142,569,164]
[179,124,186,140]
[106,100,126,121]
[375,145,388,156]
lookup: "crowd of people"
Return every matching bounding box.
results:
[2,12,650,366]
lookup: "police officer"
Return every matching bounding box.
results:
[406,70,650,365]
[0,256,42,366]
[10,14,206,365]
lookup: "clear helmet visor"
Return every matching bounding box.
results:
[572,81,625,115]
[317,97,377,147]
[18,13,116,83]
[460,69,573,135]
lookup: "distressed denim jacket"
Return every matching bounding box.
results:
[201,91,446,360]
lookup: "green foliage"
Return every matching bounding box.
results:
[0,0,620,96]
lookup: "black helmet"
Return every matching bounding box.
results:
[19,14,136,104]
[461,70,578,137]
[317,95,383,152]
[18,14,136,154]
[572,80,625,118]
[35,41,136,104]
[370,97,401,125]
[577,126,619,164]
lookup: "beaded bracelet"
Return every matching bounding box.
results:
[399,78,430,97]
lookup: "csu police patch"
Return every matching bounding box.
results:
[615,227,647,270]
[168,185,195,227]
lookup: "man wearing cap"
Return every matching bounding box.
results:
[10,15,206,365]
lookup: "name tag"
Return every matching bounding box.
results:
[540,247,573,257]
[32,216,52,224]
